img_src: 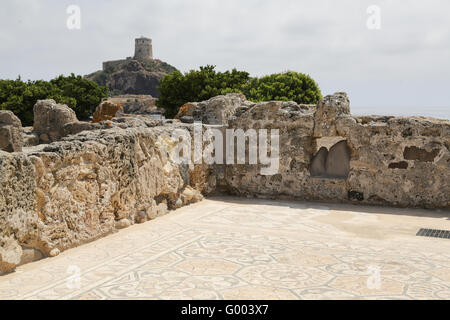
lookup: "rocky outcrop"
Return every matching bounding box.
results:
[175,93,253,125]
[85,59,177,97]
[33,99,79,143]
[0,110,23,152]
[107,95,160,116]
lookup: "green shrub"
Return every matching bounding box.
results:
[50,74,108,120]
[242,71,322,105]
[156,65,250,118]
[156,66,322,118]
[0,74,107,126]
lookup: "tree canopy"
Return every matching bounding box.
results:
[0,74,107,126]
[242,71,322,105]
[156,66,322,118]
[157,65,250,118]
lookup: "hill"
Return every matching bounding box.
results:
[85,58,177,97]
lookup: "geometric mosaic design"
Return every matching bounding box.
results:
[0,197,450,300]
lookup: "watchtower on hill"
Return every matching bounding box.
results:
[134,37,153,60]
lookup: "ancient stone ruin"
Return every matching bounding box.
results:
[85,37,177,97]
[0,111,23,153]
[0,92,449,274]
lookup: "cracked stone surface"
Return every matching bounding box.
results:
[0,197,449,300]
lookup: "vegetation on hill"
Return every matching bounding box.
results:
[1,66,322,125]
[140,59,178,74]
[0,74,107,126]
[156,65,322,118]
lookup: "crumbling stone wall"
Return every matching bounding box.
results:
[211,93,449,208]
[1,93,449,274]
[0,123,205,274]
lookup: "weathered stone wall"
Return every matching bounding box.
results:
[206,93,449,208]
[1,93,449,274]
[0,123,205,274]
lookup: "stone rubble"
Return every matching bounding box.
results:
[0,110,23,152]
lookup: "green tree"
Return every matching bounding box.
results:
[0,74,107,126]
[156,65,250,118]
[242,71,322,105]
[50,74,108,120]
[156,67,322,118]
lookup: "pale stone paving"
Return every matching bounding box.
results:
[0,197,449,300]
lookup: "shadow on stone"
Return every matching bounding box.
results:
[403,146,440,162]
[309,140,350,179]
[309,147,328,177]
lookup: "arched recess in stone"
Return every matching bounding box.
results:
[309,147,328,177]
[309,140,351,179]
[325,140,350,178]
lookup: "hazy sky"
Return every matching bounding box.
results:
[1,0,449,116]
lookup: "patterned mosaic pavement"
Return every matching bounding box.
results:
[1,197,450,300]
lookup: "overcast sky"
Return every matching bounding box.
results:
[1,0,449,117]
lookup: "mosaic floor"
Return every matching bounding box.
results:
[1,197,450,300]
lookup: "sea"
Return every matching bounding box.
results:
[351,106,450,120]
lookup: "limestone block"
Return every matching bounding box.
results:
[175,93,252,125]
[0,110,22,127]
[92,101,122,123]
[0,110,23,152]
[314,92,350,137]
[0,237,22,274]
[0,125,22,152]
[33,99,78,142]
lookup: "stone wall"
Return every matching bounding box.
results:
[1,93,449,274]
[217,94,449,208]
[174,93,448,208]
[0,123,205,274]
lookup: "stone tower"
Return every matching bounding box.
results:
[134,37,153,60]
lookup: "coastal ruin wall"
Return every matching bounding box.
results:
[0,92,449,274]
[0,120,207,274]
[218,93,449,208]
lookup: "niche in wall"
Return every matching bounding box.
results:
[309,140,350,179]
